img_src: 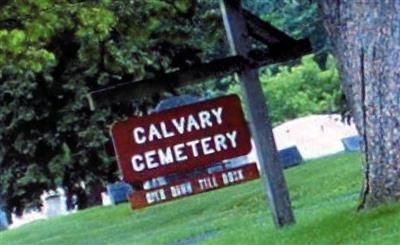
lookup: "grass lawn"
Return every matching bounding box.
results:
[1,152,400,245]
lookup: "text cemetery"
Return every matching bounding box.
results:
[111,95,252,183]
[131,131,238,172]
[130,107,239,172]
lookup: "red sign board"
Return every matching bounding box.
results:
[129,163,259,209]
[111,95,251,182]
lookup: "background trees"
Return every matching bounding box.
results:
[229,54,341,124]
[0,0,225,216]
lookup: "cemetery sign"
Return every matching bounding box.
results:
[90,0,311,226]
[111,95,252,182]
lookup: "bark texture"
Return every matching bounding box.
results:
[319,1,400,209]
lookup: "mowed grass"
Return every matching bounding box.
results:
[2,152,400,245]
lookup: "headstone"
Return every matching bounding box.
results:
[44,194,67,218]
[143,177,167,190]
[65,192,76,211]
[0,209,8,231]
[153,95,200,112]
[106,182,133,205]
[224,155,249,169]
[278,146,303,169]
[0,198,8,231]
[101,192,111,206]
[207,163,224,174]
[341,136,361,152]
[87,181,104,207]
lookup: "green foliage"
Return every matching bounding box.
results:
[256,0,326,52]
[3,153,400,245]
[229,54,342,124]
[261,0,319,39]
[0,29,56,73]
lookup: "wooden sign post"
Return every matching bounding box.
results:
[220,0,295,227]
[87,0,312,229]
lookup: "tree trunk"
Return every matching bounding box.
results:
[319,1,400,209]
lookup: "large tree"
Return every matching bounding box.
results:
[319,1,400,208]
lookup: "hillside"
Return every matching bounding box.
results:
[1,152,400,245]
